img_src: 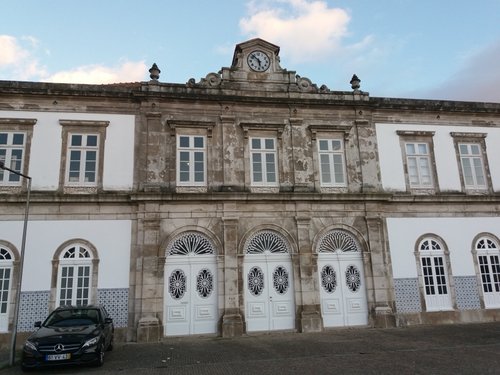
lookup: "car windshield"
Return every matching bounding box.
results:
[44,308,100,327]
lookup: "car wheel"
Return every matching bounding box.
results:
[96,343,105,367]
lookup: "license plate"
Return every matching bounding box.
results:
[46,353,71,361]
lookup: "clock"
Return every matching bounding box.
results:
[247,50,270,72]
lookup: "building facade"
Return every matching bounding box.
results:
[1,38,500,345]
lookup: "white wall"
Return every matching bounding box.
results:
[376,123,500,192]
[0,220,131,291]
[387,217,500,278]
[0,110,135,190]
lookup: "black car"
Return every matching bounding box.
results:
[21,305,114,370]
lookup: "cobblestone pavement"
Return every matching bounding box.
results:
[2,322,500,374]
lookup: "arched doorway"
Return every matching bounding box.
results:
[475,236,500,308]
[243,230,295,332]
[0,247,13,332]
[317,230,368,327]
[164,232,218,336]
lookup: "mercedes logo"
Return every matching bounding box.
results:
[54,343,65,353]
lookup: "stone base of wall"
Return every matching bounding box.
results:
[136,316,162,343]
[221,313,244,337]
[298,307,323,333]
[373,306,397,328]
[395,309,500,327]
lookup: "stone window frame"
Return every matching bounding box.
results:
[396,130,439,194]
[59,120,109,194]
[248,136,279,187]
[309,124,351,193]
[176,134,207,187]
[414,234,456,312]
[0,118,37,192]
[450,132,492,193]
[471,233,500,309]
[240,122,285,193]
[50,239,99,309]
[167,120,215,193]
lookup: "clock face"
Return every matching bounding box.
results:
[247,50,270,72]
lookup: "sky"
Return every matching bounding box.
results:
[1,0,499,103]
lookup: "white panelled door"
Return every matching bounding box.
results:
[243,230,295,333]
[164,232,218,336]
[164,255,218,336]
[318,253,368,327]
[317,230,368,328]
[244,254,295,332]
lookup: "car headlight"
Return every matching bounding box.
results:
[82,336,99,349]
[24,340,37,351]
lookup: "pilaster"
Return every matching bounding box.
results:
[366,216,396,327]
[135,209,163,342]
[296,215,323,332]
[221,216,244,336]
[220,115,244,192]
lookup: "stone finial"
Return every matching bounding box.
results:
[350,74,361,91]
[149,63,161,81]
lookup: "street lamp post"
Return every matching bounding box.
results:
[0,161,31,366]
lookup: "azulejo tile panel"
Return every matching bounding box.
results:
[394,278,422,313]
[19,291,50,332]
[454,276,481,310]
[98,288,128,328]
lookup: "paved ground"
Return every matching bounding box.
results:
[2,322,500,374]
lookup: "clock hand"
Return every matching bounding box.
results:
[251,53,262,65]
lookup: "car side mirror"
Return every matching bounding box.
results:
[34,321,41,328]
[104,318,113,324]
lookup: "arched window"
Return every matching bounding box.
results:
[0,247,14,332]
[57,244,93,306]
[317,230,360,253]
[475,236,500,308]
[417,237,453,311]
[245,230,290,254]
[167,232,215,256]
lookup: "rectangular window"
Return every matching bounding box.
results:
[405,142,432,188]
[421,255,449,296]
[177,135,206,186]
[318,139,346,187]
[59,265,90,306]
[421,257,435,295]
[250,137,277,186]
[479,255,500,294]
[0,268,10,314]
[0,132,25,184]
[459,143,486,188]
[76,266,90,306]
[59,266,74,306]
[66,133,99,186]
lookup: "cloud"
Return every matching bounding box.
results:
[0,34,147,84]
[240,0,352,63]
[44,61,148,84]
[416,40,500,103]
[0,35,29,65]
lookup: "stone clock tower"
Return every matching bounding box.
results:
[221,38,297,87]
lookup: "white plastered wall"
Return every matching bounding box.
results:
[376,123,500,192]
[0,220,131,291]
[0,110,135,190]
[387,217,500,279]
